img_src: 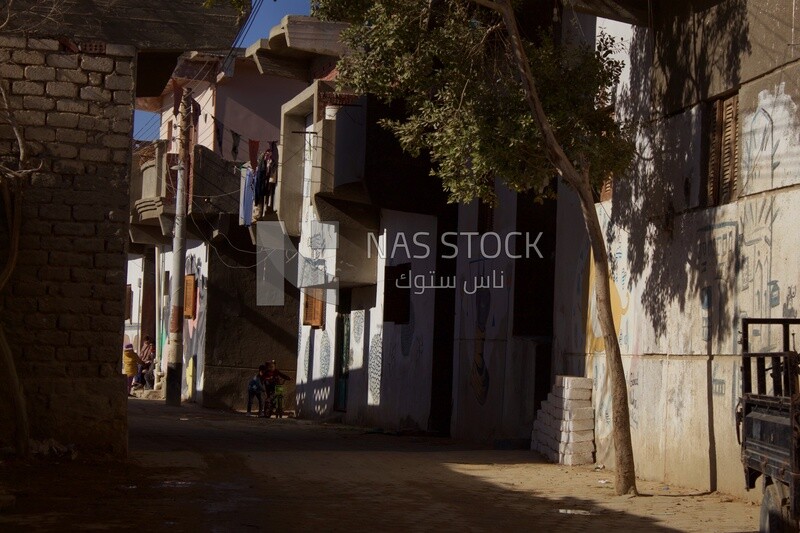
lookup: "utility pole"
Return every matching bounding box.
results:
[165,87,191,406]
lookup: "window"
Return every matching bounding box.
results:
[599,178,613,202]
[383,263,411,324]
[183,274,197,319]
[477,201,494,233]
[706,93,739,206]
[303,287,325,328]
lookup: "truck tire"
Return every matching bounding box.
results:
[760,482,798,533]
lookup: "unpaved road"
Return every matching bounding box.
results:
[1,399,759,532]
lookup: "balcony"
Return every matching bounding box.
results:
[129,140,240,247]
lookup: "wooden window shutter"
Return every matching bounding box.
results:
[303,288,325,328]
[707,99,723,207]
[719,94,739,204]
[184,274,197,319]
[599,178,613,202]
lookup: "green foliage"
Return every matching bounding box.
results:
[315,0,634,205]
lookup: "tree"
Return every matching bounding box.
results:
[313,0,639,494]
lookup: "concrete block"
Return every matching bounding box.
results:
[23,95,54,111]
[47,112,80,128]
[25,65,55,81]
[553,386,592,401]
[554,417,595,433]
[567,406,595,421]
[28,38,60,51]
[57,69,88,84]
[47,54,79,69]
[15,110,45,126]
[105,44,136,57]
[0,35,26,47]
[562,430,595,444]
[45,81,77,98]
[80,86,111,102]
[104,74,132,91]
[12,80,44,96]
[79,147,110,162]
[549,394,592,411]
[12,49,45,65]
[56,128,87,143]
[26,127,56,142]
[81,56,114,73]
[555,375,594,390]
[556,439,595,455]
[0,63,24,79]
[56,100,88,114]
[560,452,594,466]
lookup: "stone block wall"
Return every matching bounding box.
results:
[0,34,135,457]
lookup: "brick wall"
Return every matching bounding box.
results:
[0,35,135,457]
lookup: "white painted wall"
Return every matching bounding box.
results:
[124,254,144,350]
[158,240,209,401]
[552,15,800,498]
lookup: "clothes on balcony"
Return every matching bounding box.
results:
[231,131,241,160]
[254,152,268,205]
[240,169,255,227]
[249,139,260,170]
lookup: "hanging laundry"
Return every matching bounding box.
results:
[248,139,260,170]
[239,169,255,227]
[213,117,223,152]
[231,130,241,160]
[254,151,268,206]
[267,140,279,211]
[190,99,201,127]
[172,81,182,116]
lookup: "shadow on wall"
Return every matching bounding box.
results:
[611,1,751,347]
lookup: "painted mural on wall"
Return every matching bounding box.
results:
[742,82,800,196]
[368,332,382,405]
[184,251,207,399]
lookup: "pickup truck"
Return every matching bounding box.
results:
[738,318,800,533]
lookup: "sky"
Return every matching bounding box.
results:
[132,0,311,140]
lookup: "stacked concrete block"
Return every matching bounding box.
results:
[532,376,595,465]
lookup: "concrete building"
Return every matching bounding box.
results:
[553,0,796,498]
[450,185,556,445]
[128,36,313,408]
[0,0,241,456]
[276,79,458,431]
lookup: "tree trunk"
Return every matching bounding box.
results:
[471,0,638,494]
[574,177,638,495]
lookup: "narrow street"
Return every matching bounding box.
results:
[0,399,758,532]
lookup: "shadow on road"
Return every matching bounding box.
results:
[0,400,746,532]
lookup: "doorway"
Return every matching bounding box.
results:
[333,289,352,412]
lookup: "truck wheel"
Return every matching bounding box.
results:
[760,482,798,533]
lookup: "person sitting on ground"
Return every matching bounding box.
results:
[247,365,267,417]
[135,336,155,389]
[122,343,142,396]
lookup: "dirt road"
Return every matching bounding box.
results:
[1,399,759,532]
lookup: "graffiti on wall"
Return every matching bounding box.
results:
[368,332,382,405]
[585,207,631,355]
[742,83,799,196]
[320,330,331,377]
[738,197,780,352]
